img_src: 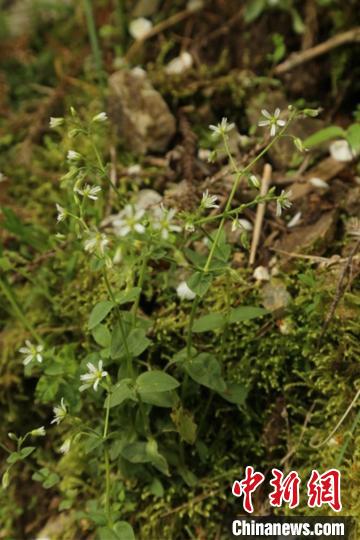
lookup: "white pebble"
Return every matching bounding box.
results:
[253,266,270,281]
[329,140,354,162]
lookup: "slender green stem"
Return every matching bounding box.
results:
[186,112,297,351]
[132,254,148,325]
[83,0,104,86]
[186,297,199,359]
[0,277,42,342]
[103,269,133,379]
[194,194,278,226]
[103,383,112,526]
[90,138,122,199]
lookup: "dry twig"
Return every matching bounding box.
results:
[275,27,360,75]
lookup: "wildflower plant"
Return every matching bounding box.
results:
[3,105,317,537]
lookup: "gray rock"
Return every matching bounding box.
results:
[108,69,176,154]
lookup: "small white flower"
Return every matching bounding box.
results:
[176,281,196,300]
[92,112,108,123]
[287,211,302,228]
[59,438,71,454]
[30,426,46,437]
[80,360,108,392]
[74,184,102,200]
[49,117,64,128]
[231,218,253,232]
[67,150,81,162]
[185,222,195,232]
[201,189,219,209]
[329,140,355,162]
[209,117,235,138]
[258,108,286,137]
[19,340,44,366]
[276,189,292,217]
[113,205,145,237]
[51,398,67,425]
[165,52,193,75]
[253,266,270,281]
[56,204,67,223]
[309,177,329,189]
[152,204,181,239]
[129,17,153,41]
[84,232,109,255]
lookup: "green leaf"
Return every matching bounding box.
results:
[219,383,248,405]
[107,379,135,409]
[137,371,180,393]
[184,353,226,392]
[98,523,135,540]
[346,123,360,152]
[88,301,115,330]
[192,313,225,333]
[121,442,150,464]
[244,0,265,22]
[116,287,141,305]
[92,323,111,347]
[171,407,197,444]
[139,390,177,408]
[146,439,170,476]
[303,126,346,148]
[111,327,150,359]
[113,522,136,540]
[8,446,35,464]
[20,446,36,459]
[228,306,267,323]
[98,528,119,540]
[187,272,212,297]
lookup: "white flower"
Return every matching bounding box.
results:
[287,211,302,228]
[56,204,67,223]
[30,426,46,437]
[209,117,235,138]
[253,266,270,281]
[152,204,181,239]
[49,117,64,128]
[59,438,71,454]
[67,150,81,161]
[80,360,108,392]
[201,189,219,209]
[165,52,193,75]
[74,184,101,200]
[84,232,109,255]
[92,112,108,123]
[258,108,286,137]
[185,221,195,232]
[309,177,329,189]
[177,281,196,300]
[276,190,292,217]
[19,340,44,366]
[129,17,153,40]
[231,218,253,232]
[113,205,145,237]
[51,398,67,425]
[329,140,355,162]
